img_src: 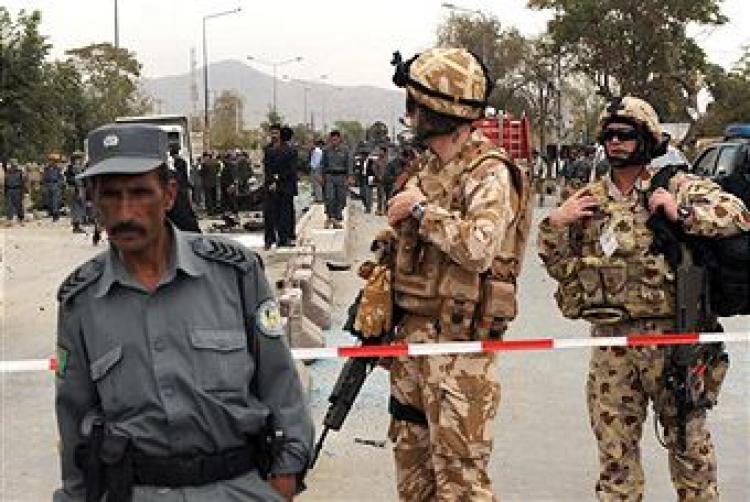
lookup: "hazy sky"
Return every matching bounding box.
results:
[6,0,749,88]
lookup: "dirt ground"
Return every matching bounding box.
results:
[1,204,748,501]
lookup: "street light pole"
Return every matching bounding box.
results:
[202,7,241,151]
[246,56,303,117]
[114,0,119,48]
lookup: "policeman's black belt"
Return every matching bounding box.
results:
[325,170,348,175]
[131,443,258,487]
[389,396,428,426]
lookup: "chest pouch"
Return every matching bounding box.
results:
[436,264,480,341]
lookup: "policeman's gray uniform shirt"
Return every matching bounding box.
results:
[54,226,313,501]
[321,144,352,176]
[321,145,352,219]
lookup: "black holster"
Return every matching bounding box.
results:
[75,426,133,502]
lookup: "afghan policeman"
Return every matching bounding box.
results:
[385,48,531,501]
[537,96,750,501]
[321,130,352,228]
[65,152,86,233]
[43,154,65,221]
[54,123,313,502]
[200,151,219,215]
[4,159,26,223]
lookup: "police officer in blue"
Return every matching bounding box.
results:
[54,123,313,501]
[43,154,65,221]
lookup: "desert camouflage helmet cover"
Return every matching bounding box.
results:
[407,48,489,120]
[599,96,662,143]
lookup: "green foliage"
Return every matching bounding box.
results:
[0,8,52,159]
[260,107,284,132]
[699,51,750,136]
[0,8,152,161]
[528,0,726,121]
[65,43,152,129]
[211,90,244,150]
[332,120,365,145]
[437,13,531,113]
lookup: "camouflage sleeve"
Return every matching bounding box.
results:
[418,160,513,273]
[670,173,750,237]
[536,216,578,281]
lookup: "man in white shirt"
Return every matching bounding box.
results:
[309,139,324,203]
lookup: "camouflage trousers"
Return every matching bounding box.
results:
[388,316,500,501]
[588,319,719,501]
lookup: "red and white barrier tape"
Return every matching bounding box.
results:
[3,332,747,373]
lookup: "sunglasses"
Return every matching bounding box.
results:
[602,128,639,142]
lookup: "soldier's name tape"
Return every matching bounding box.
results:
[2,332,748,373]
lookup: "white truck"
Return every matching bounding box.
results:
[115,114,195,176]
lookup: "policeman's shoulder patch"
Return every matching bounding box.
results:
[57,256,105,305]
[190,236,260,273]
[55,345,70,379]
[255,298,284,338]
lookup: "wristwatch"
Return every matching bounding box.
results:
[411,201,427,221]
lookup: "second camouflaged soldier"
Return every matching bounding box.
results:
[385,48,531,500]
[538,96,750,501]
[54,123,313,501]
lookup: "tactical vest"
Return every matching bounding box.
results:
[554,179,675,324]
[393,142,531,341]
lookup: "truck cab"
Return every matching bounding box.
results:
[115,114,194,176]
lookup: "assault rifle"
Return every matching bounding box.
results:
[309,295,392,468]
[662,243,727,451]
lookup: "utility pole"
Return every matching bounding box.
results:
[202,7,242,151]
[114,0,119,48]
[556,51,563,178]
[246,56,303,117]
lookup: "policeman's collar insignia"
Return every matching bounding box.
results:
[256,299,284,338]
[56,345,69,379]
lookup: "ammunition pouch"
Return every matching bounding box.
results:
[437,264,480,341]
[388,396,427,427]
[556,254,675,325]
[393,232,443,315]
[474,279,515,339]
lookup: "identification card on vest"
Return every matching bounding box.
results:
[600,225,619,258]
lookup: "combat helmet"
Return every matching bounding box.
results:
[392,48,492,120]
[598,96,666,167]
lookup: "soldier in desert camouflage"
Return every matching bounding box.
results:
[537,96,750,501]
[384,47,531,501]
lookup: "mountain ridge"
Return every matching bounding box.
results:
[141,59,405,130]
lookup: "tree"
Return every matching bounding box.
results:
[697,52,750,137]
[333,120,365,146]
[528,0,726,122]
[436,14,530,113]
[211,90,244,150]
[0,8,52,160]
[65,42,152,131]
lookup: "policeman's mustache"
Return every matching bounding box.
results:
[109,221,146,236]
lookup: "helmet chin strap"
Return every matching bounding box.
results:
[606,135,653,169]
